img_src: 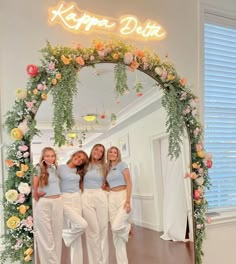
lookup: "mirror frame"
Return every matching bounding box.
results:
[1,38,211,264]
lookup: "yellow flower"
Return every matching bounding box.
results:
[16,171,24,178]
[167,74,175,81]
[24,248,33,255]
[11,128,23,140]
[18,205,29,214]
[5,189,18,203]
[15,88,27,100]
[6,216,20,229]
[61,55,71,65]
[197,150,205,158]
[24,255,32,262]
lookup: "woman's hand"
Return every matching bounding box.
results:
[101,183,110,192]
[34,191,46,201]
[124,201,131,213]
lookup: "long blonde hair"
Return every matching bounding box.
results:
[89,144,106,177]
[106,146,122,172]
[38,147,57,187]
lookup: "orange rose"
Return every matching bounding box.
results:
[51,79,57,85]
[18,205,29,214]
[33,89,38,95]
[56,73,62,80]
[129,61,139,70]
[112,53,119,60]
[179,78,187,86]
[75,56,85,66]
[5,159,14,167]
[136,50,144,58]
[41,94,47,100]
[94,41,104,51]
[16,171,24,178]
[21,164,29,172]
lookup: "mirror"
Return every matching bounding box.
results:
[31,63,195,264]
[2,39,208,264]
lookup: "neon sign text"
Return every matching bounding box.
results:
[48,2,167,40]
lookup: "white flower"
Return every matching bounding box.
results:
[154,67,162,76]
[18,119,29,134]
[123,52,133,65]
[5,189,18,203]
[18,182,31,195]
[195,176,204,186]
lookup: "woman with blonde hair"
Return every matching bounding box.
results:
[58,150,89,264]
[33,147,63,264]
[106,146,132,264]
[81,143,109,264]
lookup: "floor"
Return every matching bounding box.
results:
[61,225,195,264]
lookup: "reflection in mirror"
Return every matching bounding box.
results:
[32,64,195,263]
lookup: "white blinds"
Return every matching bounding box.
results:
[204,23,236,210]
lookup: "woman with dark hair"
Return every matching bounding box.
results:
[33,147,63,264]
[58,150,89,264]
[81,143,109,264]
[106,146,132,264]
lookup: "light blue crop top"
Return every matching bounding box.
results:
[83,164,104,189]
[58,164,80,193]
[35,165,61,197]
[106,161,128,188]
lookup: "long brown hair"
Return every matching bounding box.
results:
[67,150,89,177]
[38,147,57,187]
[89,143,106,177]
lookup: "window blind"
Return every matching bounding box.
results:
[204,23,236,210]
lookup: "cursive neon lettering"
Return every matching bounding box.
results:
[48,2,167,40]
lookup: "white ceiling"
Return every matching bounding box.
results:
[31,63,162,161]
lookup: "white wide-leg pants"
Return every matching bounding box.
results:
[109,190,131,264]
[62,192,88,264]
[34,197,63,264]
[82,188,109,264]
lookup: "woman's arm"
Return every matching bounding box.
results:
[33,176,45,201]
[123,168,132,213]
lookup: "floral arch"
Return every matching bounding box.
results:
[1,39,211,264]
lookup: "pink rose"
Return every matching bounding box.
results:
[26,64,39,77]
[16,193,26,204]
[18,145,29,151]
[48,62,55,70]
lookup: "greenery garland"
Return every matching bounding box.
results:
[1,38,211,264]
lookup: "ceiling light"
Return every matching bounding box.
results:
[83,114,97,122]
[66,132,78,139]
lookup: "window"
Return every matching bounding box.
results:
[204,18,236,210]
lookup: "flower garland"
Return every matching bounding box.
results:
[1,38,211,264]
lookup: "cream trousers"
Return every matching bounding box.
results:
[62,192,88,264]
[82,188,109,264]
[34,197,63,264]
[109,190,131,264]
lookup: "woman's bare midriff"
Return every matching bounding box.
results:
[44,195,61,199]
[110,185,127,192]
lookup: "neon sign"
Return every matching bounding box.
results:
[48,2,167,40]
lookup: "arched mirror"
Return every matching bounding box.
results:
[32,63,194,263]
[2,39,210,264]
